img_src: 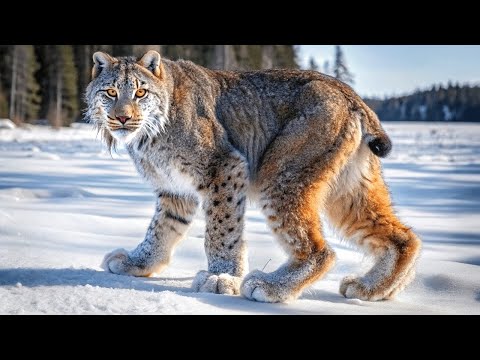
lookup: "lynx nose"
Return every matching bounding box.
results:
[116,116,131,124]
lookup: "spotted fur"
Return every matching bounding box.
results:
[86,50,421,303]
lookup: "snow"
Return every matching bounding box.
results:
[1,122,479,314]
[0,119,16,130]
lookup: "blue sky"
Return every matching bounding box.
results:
[298,45,480,98]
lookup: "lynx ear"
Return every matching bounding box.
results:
[92,52,114,79]
[138,50,162,77]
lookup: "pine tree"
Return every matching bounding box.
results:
[73,45,94,119]
[55,45,79,126]
[211,45,237,70]
[233,45,262,69]
[0,83,8,118]
[37,45,79,127]
[0,46,15,119]
[333,45,354,85]
[261,46,274,69]
[323,60,330,75]
[4,45,41,124]
[162,45,213,65]
[308,56,319,71]
[112,45,132,57]
[271,45,299,68]
[23,45,41,122]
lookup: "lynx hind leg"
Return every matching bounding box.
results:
[242,99,361,303]
[327,150,421,301]
[241,169,337,303]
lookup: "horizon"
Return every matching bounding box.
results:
[299,45,480,98]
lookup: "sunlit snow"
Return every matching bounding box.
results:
[1,122,479,314]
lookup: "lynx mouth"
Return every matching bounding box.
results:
[110,128,134,139]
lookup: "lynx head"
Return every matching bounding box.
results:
[84,50,169,150]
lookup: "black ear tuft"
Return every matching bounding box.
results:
[138,50,162,77]
[368,134,392,158]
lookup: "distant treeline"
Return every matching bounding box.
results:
[0,45,299,126]
[365,83,480,122]
[5,45,472,127]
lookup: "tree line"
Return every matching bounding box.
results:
[6,45,472,126]
[365,82,480,122]
[308,45,354,85]
[0,45,299,126]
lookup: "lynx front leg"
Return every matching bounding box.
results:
[192,156,249,295]
[102,192,198,277]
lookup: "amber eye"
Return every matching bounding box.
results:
[106,89,117,97]
[135,89,147,98]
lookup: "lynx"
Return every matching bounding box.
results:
[85,50,421,303]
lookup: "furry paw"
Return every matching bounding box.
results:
[241,270,297,303]
[101,248,130,274]
[340,272,416,302]
[101,248,151,277]
[192,270,242,295]
[340,276,384,301]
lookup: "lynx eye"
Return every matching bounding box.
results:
[135,89,147,98]
[106,89,117,97]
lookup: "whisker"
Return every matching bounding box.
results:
[148,117,161,133]
[143,121,155,139]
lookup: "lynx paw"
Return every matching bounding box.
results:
[101,248,130,274]
[340,272,416,301]
[340,276,384,301]
[192,270,242,295]
[101,248,151,277]
[241,270,296,303]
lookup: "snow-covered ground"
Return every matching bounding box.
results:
[1,122,479,314]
